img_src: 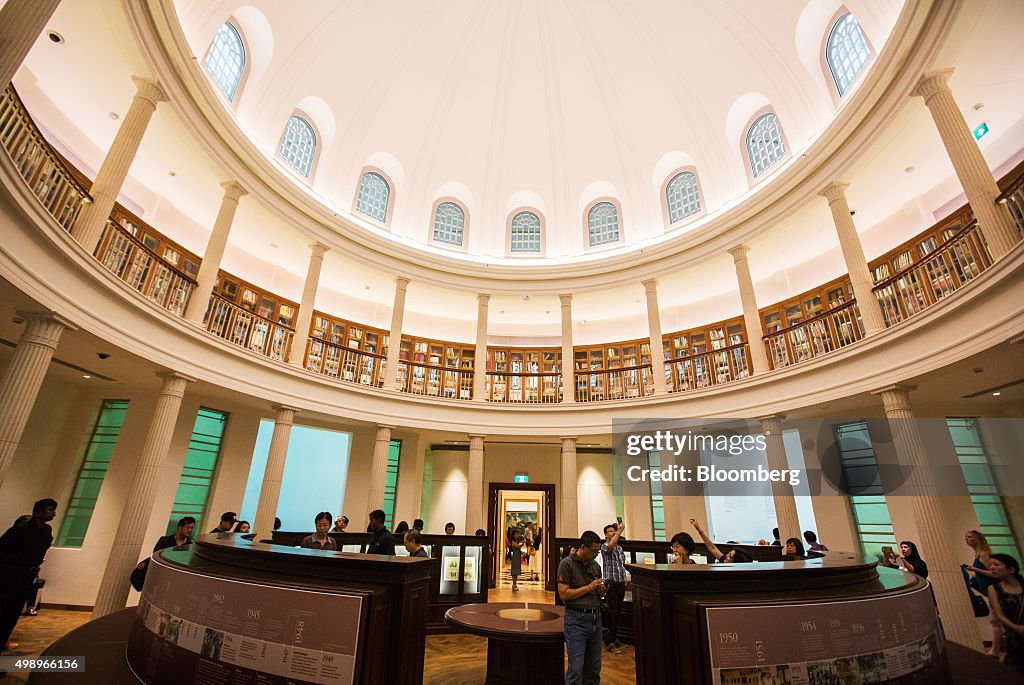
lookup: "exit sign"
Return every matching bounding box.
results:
[973,122,989,140]
[514,473,529,483]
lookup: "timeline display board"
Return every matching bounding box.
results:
[706,585,944,685]
[127,558,365,685]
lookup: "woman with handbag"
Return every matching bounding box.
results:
[962,530,1001,657]
[986,553,1024,675]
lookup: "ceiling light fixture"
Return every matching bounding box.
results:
[108,112,120,120]
[904,166,915,173]
[47,31,65,44]
[168,171,176,177]
[993,392,1001,397]
[82,375,91,379]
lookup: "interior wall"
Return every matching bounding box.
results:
[576,452,615,535]
[426,448,469,535]
[340,426,377,528]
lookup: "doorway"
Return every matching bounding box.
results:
[487,482,556,592]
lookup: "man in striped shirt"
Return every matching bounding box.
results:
[600,521,627,654]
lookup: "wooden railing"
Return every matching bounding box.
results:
[763,300,864,370]
[576,364,655,402]
[486,372,562,403]
[997,172,1024,237]
[94,218,196,316]
[205,294,293,361]
[666,341,752,391]
[305,338,386,387]
[871,221,991,326]
[396,361,473,400]
[0,86,90,230]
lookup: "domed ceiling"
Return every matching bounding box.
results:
[172,0,903,260]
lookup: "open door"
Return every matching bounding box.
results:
[487,482,557,592]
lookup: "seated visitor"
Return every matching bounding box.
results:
[784,537,807,559]
[770,527,781,546]
[986,553,1024,675]
[690,518,753,563]
[210,511,237,533]
[885,541,929,578]
[412,518,424,531]
[154,516,195,552]
[804,530,828,552]
[670,532,696,565]
[367,509,396,555]
[300,512,337,551]
[444,522,456,536]
[394,520,410,542]
[404,529,428,557]
[332,515,348,533]
[475,528,487,536]
[233,520,250,534]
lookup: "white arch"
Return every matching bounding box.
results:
[725,92,773,160]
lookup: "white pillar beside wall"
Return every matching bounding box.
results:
[913,69,1021,259]
[0,311,75,488]
[92,371,194,618]
[728,245,770,374]
[0,0,62,89]
[288,242,329,367]
[759,415,802,544]
[383,278,409,390]
[560,436,579,537]
[473,294,490,401]
[559,294,574,403]
[641,279,668,395]
[252,405,298,537]
[71,76,168,254]
[184,181,247,324]
[466,434,485,533]
[365,424,395,520]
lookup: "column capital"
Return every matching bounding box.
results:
[308,241,329,259]
[477,293,491,306]
[130,75,168,107]
[271,404,300,423]
[558,294,573,307]
[820,182,850,204]
[14,310,77,346]
[467,434,486,442]
[156,371,195,398]
[641,278,658,293]
[394,277,410,292]
[219,180,247,201]
[871,384,916,412]
[757,414,786,432]
[912,68,954,102]
[559,436,578,443]
[375,423,397,431]
[727,244,750,261]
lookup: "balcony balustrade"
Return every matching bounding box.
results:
[576,364,655,403]
[205,294,293,361]
[764,301,864,370]
[486,371,562,403]
[305,338,385,387]
[666,341,753,391]
[396,360,474,400]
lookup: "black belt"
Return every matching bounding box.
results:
[565,605,601,614]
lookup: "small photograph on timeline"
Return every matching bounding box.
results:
[202,627,225,660]
[719,664,794,685]
[806,661,839,685]
[165,616,183,645]
[856,651,887,682]
[833,656,861,683]
[157,612,172,640]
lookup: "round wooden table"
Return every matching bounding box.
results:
[444,602,565,685]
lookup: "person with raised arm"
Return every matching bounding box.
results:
[690,518,753,564]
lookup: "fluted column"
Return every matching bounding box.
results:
[466,434,485,532]
[560,436,579,536]
[365,424,395,520]
[288,242,329,367]
[0,0,62,88]
[913,69,1021,259]
[872,384,981,649]
[821,183,886,335]
[184,181,247,324]
[642,279,668,395]
[72,77,168,254]
[559,294,574,403]
[0,311,75,488]
[473,294,490,400]
[383,278,409,389]
[728,245,770,374]
[252,405,298,537]
[759,416,801,544]
[92,372,194,618]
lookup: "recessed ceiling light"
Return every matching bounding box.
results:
[545,310,550,314]
[973,102,985,111]
[499,310,505,315]
[523,295,530,301]
[364,285,371,290]
[108,112,120,120]
[993,392,1001,396]
[269,242,278,248]
[168,170,176,177]
[82,375,91,379]
[904,166,915,173]
[47,31,64,44]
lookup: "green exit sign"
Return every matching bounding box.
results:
[514,473,529,483]
[973,122,989,140]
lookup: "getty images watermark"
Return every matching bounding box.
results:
[613,417,1024,498]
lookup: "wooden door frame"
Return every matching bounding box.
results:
[487,482,557,591]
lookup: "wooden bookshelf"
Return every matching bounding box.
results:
[573,338,654,402]
[305,312,389,386]
[486,347,562,403]
[867,207,975,285]
[662,316,750,392]
[398,335,475,399]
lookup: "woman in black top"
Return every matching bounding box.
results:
[890,540,928,578]
[153,517,195,552]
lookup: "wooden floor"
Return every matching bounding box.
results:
[4,589,639,684]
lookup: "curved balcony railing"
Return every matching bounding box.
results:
[576,364,655,403]
[396,360,474,400]
[94,217,196,316]
[205,294,293,361]
[764,301,864,370]
[871,221,991,326]
[997,172,1024,236]
[0,86,90,230]
[486,371,562,403]
[666,341,752,391]
[305,338,385,387]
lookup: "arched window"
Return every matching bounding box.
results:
[587,202,620,247]
[665,171,702,223]
[746,113,786,178]
[355,172,390,222]
[279,116,316,177]
[433,202,465,246]
[510,211,542,253]
[204,22,245,101]
[826,13,871,96]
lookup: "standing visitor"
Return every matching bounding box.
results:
[367,510,396,555]
[332,515,349,533]
[803,531,828,552]
[444,522,456,536]
[510,530,524,591]
[962,530,1001,657]
[210,512,237,533]
[154,516,196,552]
[558,530,606,684]
[0,499,57,655]
[300,512,337,550]
[986,553,1024,675]
[600,521,627,655]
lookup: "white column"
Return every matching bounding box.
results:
[466,434,485,532]
[92,372,194,618]
[0,0,62,88]
[365,424,395,520]
[0,311,74,488]
[728,245,770,374]
[473,294,490,400]
[559,294,574,403]
[821,182,886,335]
[560,436,579,536]
[642,279,668,395]
[184,181,247,324]
[252,405,298,537]
[759,415,801,544]
[872,384,982,649]
[288,242,329,367]
[383,278,409,389]
[71,76,168,254]
[913,69,1021,259]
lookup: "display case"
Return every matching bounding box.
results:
[306,311,389,386]
[573,338,655,402]
[662,316,750,392]
[486,346,562,403]
[758,276,860,368]
[397,335,474,399]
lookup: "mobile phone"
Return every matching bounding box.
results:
[616,517,623,524]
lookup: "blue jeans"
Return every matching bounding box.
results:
[564,608,602,684]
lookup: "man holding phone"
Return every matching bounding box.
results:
[601,519,627,654]
[558,530,606,684]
